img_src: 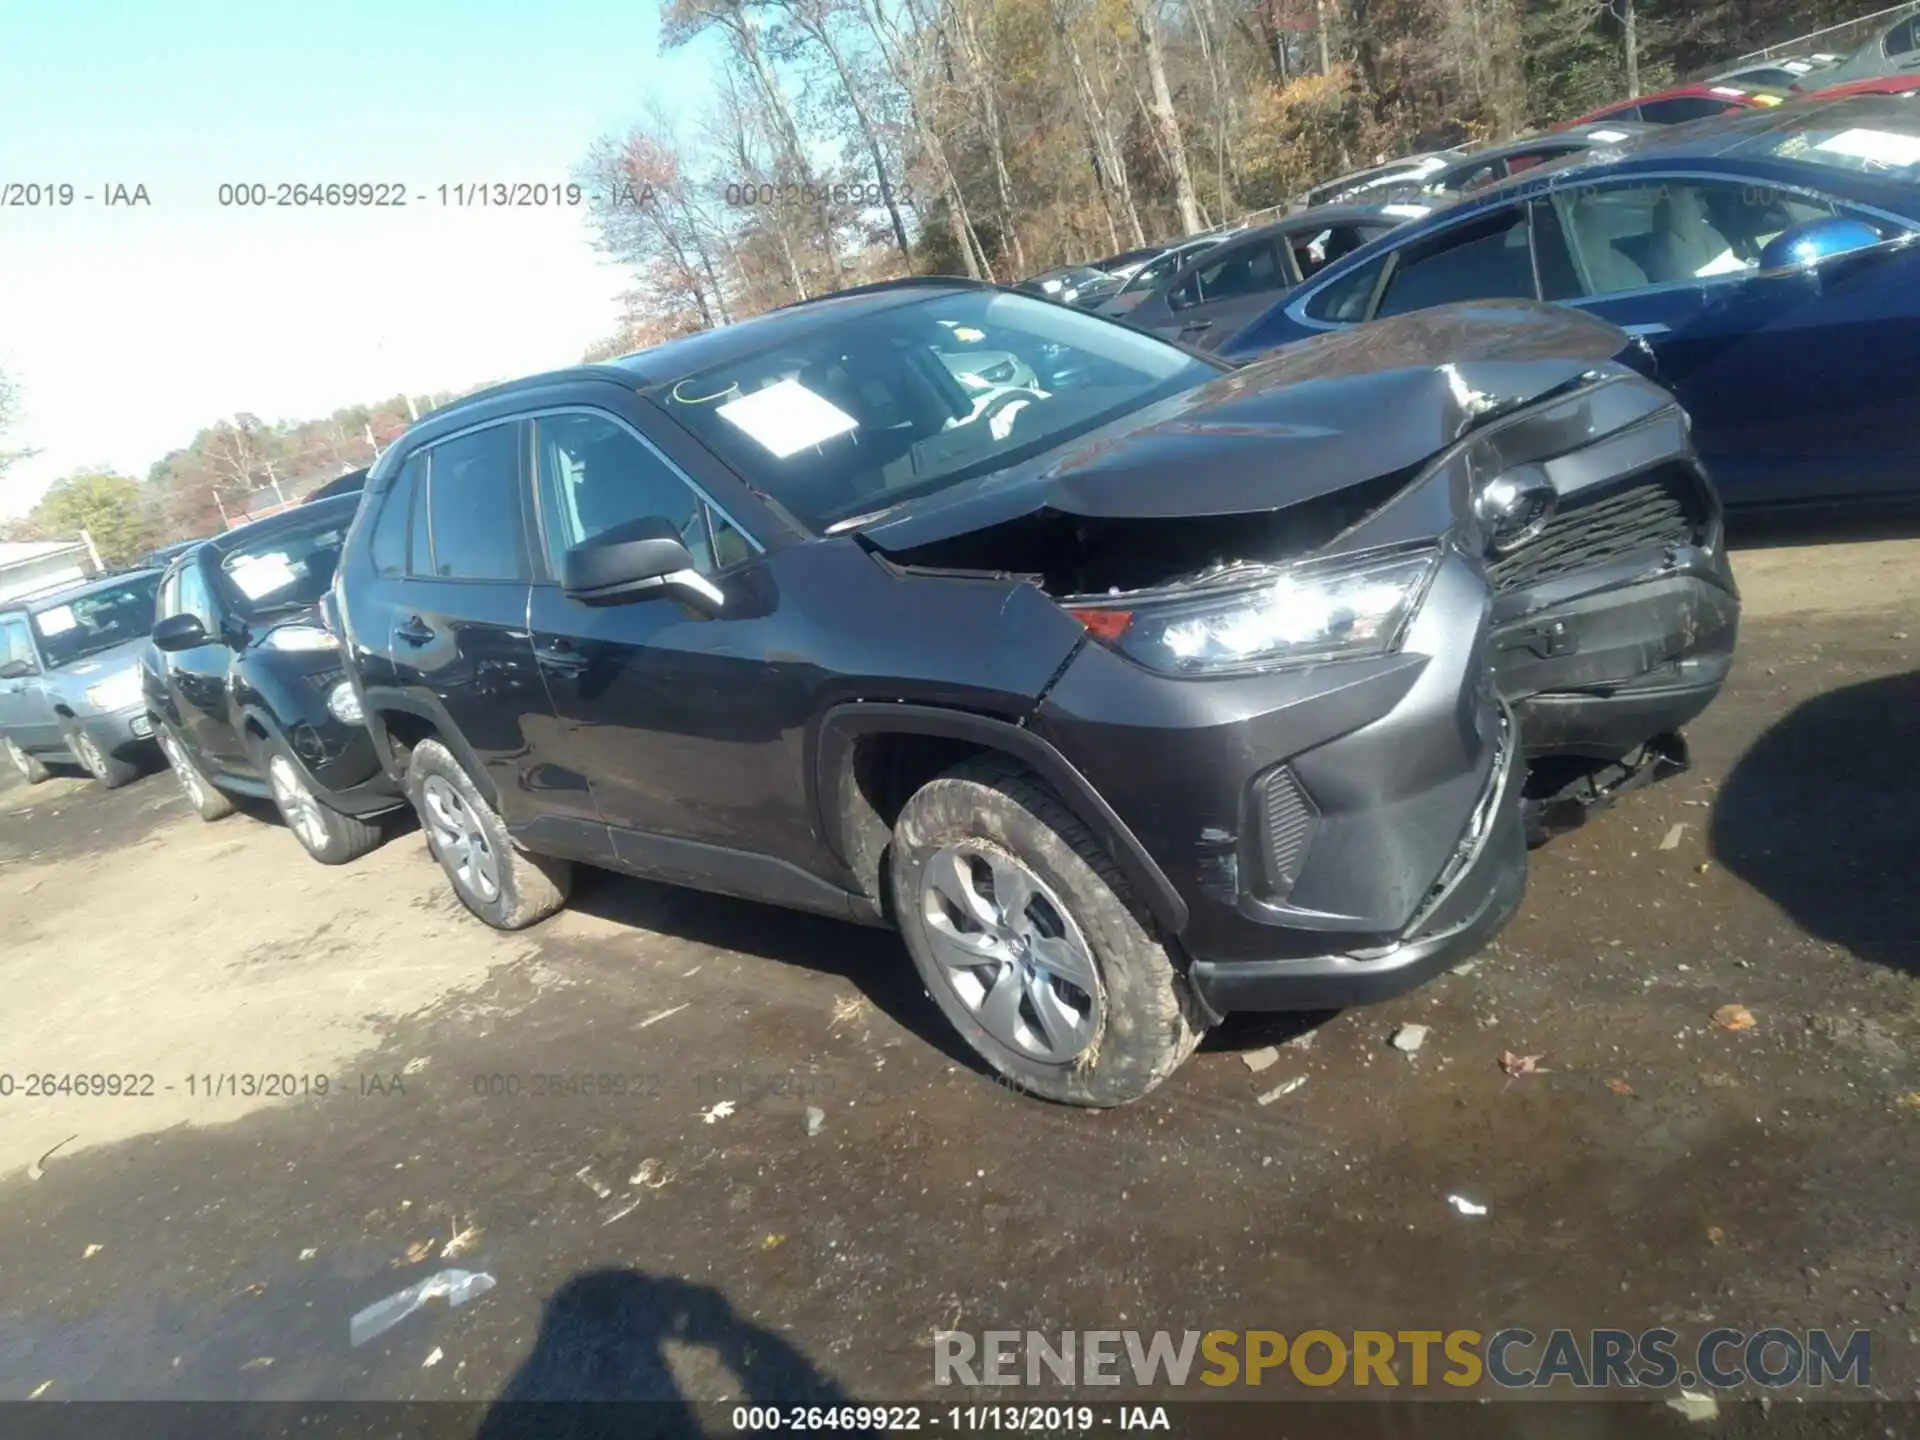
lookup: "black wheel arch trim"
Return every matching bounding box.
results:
[813,701,1191,936]
[360,689,502,810]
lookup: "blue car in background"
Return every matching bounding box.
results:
[1219,97,1920,514]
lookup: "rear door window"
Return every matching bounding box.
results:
[1190,239,1285,301]
[1373,207,1537,317]
[421,424,526,581]
[369,458,420,577]
[1304,253,1389,322]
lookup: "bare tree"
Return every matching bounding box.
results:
[858,0,989,276]
[1128,0,1203,234]
[1047,0,1146,249]
[772,0,914,261]
[664,0,849,286]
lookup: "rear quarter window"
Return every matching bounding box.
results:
[1304,253,1389,322]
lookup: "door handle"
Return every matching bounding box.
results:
[394,616,435,646]
[533,641,589,678]
[1180,318,1214,331]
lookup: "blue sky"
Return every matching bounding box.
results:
[0,0,722,515]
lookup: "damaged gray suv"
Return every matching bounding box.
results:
[331,278,1737,1106]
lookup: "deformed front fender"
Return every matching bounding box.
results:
[812,702,1191,938]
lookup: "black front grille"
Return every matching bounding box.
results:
[1487,467,1703,593]
[1257,764,1319,899]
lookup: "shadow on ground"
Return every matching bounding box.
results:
[477,1268,861,1440]
[1711,669,1920,977]
[563,866,979,1070]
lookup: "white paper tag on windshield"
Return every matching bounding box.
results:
[716,378,859,459]
[228,553,298,599]
[1815,127,1920,168]
[35,604,78,635]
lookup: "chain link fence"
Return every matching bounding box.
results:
[1733,0,1919,64]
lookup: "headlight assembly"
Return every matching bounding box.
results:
[1068,546,1440,676]
[263,625,339,653]
[84,669,145,711]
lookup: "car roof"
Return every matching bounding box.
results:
[204,490,364,557]
[576,277,994,391]
[1455,123,1655,165]
[1239,202,1429,240]
[1362,95,1920,218]
[2,566,163,614]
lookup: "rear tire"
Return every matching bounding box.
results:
[889,756,1206,1107]
[5,735,50,785]
[407,737,570,929]
[67,726,139,790]
[156,722,236,820]
[259,737,382,865]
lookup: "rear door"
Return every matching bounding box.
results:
[374,421,547,821]
[1152,234,1293,348]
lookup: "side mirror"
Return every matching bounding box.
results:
[0,658,34,681]
[1758,217,1885,276]
[152,613,212,652]
[562,516,725,615]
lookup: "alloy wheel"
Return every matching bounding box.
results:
[420,774,501,903]
[72,731,109,781]
[268,754,331,855]
[918,843,1103,1063]
[159,732,207,810]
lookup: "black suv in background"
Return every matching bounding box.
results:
[332,279,1737,1105]
[144,494,402,863]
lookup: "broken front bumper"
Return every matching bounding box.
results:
[1031,551,1529,1016]
[1187,705,1526,1015]
[1478,395,1740,759]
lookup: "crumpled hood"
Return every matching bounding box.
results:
[862,301,1637,553]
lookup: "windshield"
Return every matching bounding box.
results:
[31,576,159,669]
[654,289,1215,533]
[217,512,351,620]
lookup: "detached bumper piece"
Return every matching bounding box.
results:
[1484,426,1740,762]
[1187,708,1526,1014]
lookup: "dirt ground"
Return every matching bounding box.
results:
[0,528,1915,1432]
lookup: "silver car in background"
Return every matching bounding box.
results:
[0,568,165,788]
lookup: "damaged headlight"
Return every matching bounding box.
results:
[1069,546,1439,676]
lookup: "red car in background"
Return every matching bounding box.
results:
[1802,74,1920,101]
[1558,82,1787,129]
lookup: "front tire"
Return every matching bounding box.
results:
[67,726,140,789]
[407,737,570,929]
[5,735,50,785]
[260,738,382,865]
[156,722,235,820]
[889,756,1206,1107]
